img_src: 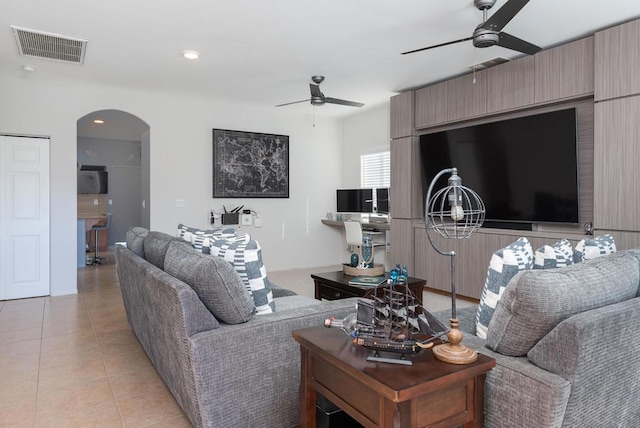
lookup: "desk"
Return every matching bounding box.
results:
[321,219,390,231]
[322,219,390,254]
[293,326,495,428]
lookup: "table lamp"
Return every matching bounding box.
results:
[425,167,485,364]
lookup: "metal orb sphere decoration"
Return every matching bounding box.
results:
[425,169,485,241]
[425,167,485,365]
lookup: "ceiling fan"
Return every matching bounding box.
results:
[276,75,364,108]
[402,0,541,56]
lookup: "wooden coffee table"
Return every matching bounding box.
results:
[312,271,425,301]
[293,326,495,428]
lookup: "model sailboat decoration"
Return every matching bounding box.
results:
[326,267,449,365]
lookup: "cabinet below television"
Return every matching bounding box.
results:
[413,224,590,300]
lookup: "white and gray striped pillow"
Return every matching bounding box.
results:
[476,237,534,339]
[208,237,275,315]
[176,223,237,251]
[573,234,616,263]
[534,239,574,269]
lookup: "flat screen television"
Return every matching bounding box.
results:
[77,169,108,194]
[375,188,390,214]
[337,189,373,213]
[420,108,579,225]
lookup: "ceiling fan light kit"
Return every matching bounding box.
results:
[472,28,500,48]
[402,0,541,56]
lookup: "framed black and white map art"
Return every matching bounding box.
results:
[212,129,289,198]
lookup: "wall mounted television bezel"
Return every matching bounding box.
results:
[336,188,373,213]
[419,108,579,225]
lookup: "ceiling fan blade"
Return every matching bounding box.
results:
[497,31,541,55]
[480,0,530,32]
[401,36,473,55]
[324,97,364,108]
[309,83,324,98]
[275,99,311,107]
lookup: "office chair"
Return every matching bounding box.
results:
[89,213,112,265]
[344,221,363,249]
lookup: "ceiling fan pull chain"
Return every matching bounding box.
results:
[471,46,479,84]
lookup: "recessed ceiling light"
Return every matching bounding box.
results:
[93,119,104,124]
[22,65,35,72]
[182,50,200,60]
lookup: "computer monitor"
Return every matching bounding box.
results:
[375,188,389,214]
[336,189,373,213]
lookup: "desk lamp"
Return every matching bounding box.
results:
[425,168,485,364]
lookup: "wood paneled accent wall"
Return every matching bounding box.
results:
[412,38,594,132]
[414,226,595,298]
[445,70,488,121]
[390,137,422,220]
[390,91,415,139]
[486,56,535,112]
[594,97,640,231]
[593,18,640,233]
[535,36,594,103]
[389,18,640,299]
[595,19,640,101]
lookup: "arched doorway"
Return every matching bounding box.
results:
[77,110,150,258]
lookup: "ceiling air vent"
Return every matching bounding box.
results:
[469,57,509,70]
[11,26,87,64]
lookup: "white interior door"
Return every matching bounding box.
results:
[0,135,50,300]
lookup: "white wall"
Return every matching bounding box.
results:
[141,129,151,229]
[341,104,391,187]
[340,104,392,268]
[0,74,349,295]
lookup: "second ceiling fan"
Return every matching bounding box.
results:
[276,75,364,108]
[402,0,541,56]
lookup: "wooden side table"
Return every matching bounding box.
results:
[293,326,495,428]
[312,271,425,301]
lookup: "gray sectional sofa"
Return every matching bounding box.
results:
[434,249,640,428]
[115,228,358,428]
[116,224,640,428]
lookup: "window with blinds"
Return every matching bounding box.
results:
[361,151,390,188]
[361,151,390,213]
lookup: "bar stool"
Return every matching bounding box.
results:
[89,214,111,265]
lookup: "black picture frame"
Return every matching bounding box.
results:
[212,129,289,198]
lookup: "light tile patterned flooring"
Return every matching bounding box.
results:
[0,254,192,428]
[1,256,476,427]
